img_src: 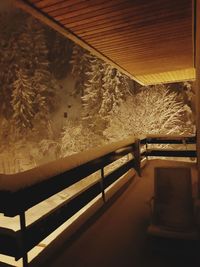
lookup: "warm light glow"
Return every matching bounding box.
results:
[136,68,196,85]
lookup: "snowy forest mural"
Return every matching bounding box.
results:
[0,7,195,174]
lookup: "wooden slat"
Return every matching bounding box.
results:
[58,0,188,23]
[55,1,134,22]
[49,0,124,18]
[42,0,86,13]
[15,0,143,84]
[146,150,197,158]
[19,0,194,85]
[136,68,195,85]
[73,10,190,37]
[31,0,67,8]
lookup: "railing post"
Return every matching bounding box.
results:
[145,138,148,160]
[133,139,141,177]
[100,168,106,202]
[19,212,28,267]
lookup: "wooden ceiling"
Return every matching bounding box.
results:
[16,0,195,85]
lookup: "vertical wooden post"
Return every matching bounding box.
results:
[20,212,28,267]
[196,0,200,197]
[145,139,148,160]
[100,168,106,202]
[133,139,141,177]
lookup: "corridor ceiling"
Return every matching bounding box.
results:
[16,0,195,85]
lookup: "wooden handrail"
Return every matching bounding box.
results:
[0,134,196,266]
[0,136,141,265]
[0,136,141,216]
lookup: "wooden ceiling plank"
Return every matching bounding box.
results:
[123,56,192,65]
[91,31,191,47]
[55,1,133,22]
[24,0,193,85]
[79,19,191,39]
[100,41,191,54]
[34,0,66,8]
[85,31,192,49]
[59,4,155,27]
[66,11,134,28]
[77,20,190,38]
[122,61,193,75]
[93,35,191,51]
[15,0,143,84]
[118,57,191,65]
[71,5,190,34]
[29,0,41,3]
[48,0,125,17]
[136,68,195,85]
[58,0,189,25]
[85,30,192,48]
[96,34,191,52]
[110,54,192,63]
[42,0,86,12]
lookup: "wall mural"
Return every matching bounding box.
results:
[0,6,195,174]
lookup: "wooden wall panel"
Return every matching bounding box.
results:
[22,0,194,85]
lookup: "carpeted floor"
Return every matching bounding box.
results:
[32,159,199,267]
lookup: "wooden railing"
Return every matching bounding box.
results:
[0,135,196,266]
[0,137,143,266]
[142,135,196,158]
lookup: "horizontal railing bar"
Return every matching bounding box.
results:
[146,139,196,144]
[15,159,135,258]
[0,180,101,260]
[0,145,135,217]
[17,182,101,258]
[145,135,196,144]
[146,150,197,157]
[146,134,196,140]
[104,159,135,189]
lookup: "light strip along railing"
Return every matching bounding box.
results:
[141,135,197,158]
[0,137,143,267]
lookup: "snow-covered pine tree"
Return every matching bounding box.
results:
[104,85,194,142]
[100,65,128,117]
[0,11,26,119]
[81,56,108,134]
[70,46,131,134]
[70,45,92,96]
[11,69,35,133]
[47,29,73,80]
[26,17,58,128]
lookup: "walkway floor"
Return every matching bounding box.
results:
[33,159,199,267]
